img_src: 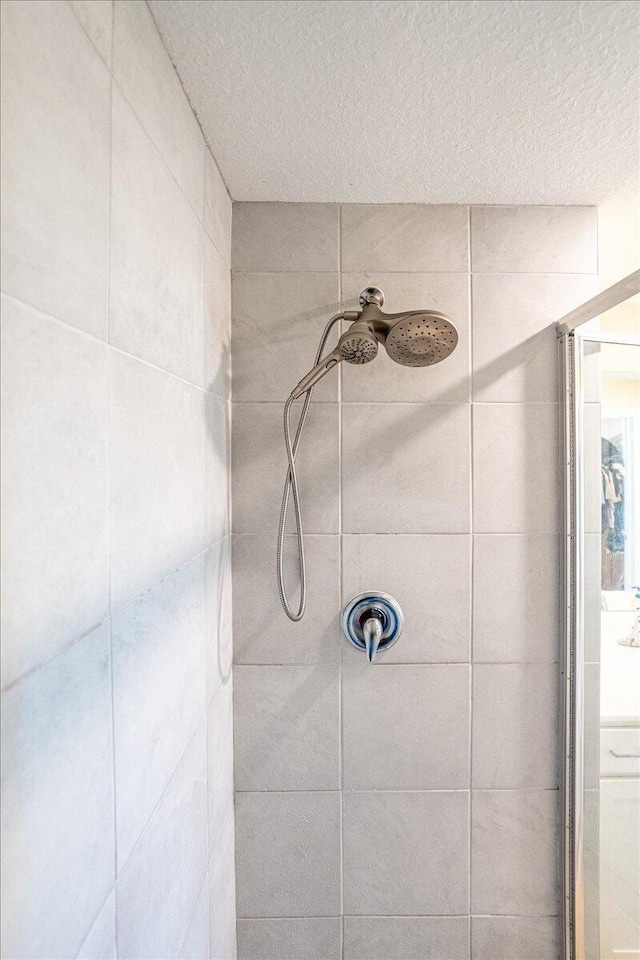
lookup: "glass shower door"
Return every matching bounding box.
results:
[564,331,640,960]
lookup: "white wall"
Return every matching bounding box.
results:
[0,3,235,958]
[230,201,599,960]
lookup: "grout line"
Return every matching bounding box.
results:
[238,913,559,920]
[233,788,560,796]
[0,542,229,696]
[143,0,235,207]
[232,531,562,538]
[105,38,120,922]
[337,244,345,960]
[231,268,600,277]
[0,289,228,399]
[234,660,560,667]
[116,719,206,880]
[468,201,475,929]
[124,3,231,265]
[74,885,117,960]
[231,398,559,406]
[177,865,209,959]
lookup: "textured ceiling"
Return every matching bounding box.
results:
[150,0,640,204]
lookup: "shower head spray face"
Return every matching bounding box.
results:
[384,311,458,367]
[337,322,378,364]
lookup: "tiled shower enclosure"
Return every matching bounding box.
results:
[1,1,605,956]
[230,201,598,959]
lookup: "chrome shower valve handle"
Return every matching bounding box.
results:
[342,592,404,662]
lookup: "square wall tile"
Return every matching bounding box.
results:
[204,391,230,548]
[0,0,110,337]
[112,0,205,213]
[342,404,470,533]
[473,403,559,533]
[204,236,231,398]
[204,150,232,264]
[471,790,559,915]
[343,791,469,915]
[117,725,208,960]
[343,664,470,789]
[235,792,341,917]
[471,916,560,960]
[1,297,108,686]
[110,90,204,385]
[76,891,116,960]
[472,663,559,788]
[234,665,340,790]
[472,273,598,402]
[111,557,206,867]
[471,206,597,273]
[209,808,237,960]
[232,203,339,271]
[233,535,341,664]
[233,403,339,534]
[205,539,233,703]
[207,675,234,851]
[341,205,469,272]
[109,351,204,613]
[341,273,470,402]
[473,535,561,662]
[237,918,341,960]
[231,272,340,402]
[344,917,470,960]
[342,535,470,663]
[68,1,113,65]
[1,625,114,960]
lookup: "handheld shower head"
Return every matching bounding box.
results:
[289,320,377,399]
[336,321,379,364]
[278,287,459,623]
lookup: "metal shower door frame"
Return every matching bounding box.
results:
[557,269,640,960]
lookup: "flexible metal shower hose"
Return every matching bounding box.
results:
[277,313,344,620]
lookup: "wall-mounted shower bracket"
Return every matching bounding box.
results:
[359,286,385,307]
[342,592,404,662]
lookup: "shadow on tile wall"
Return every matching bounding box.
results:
[1,2,235,958]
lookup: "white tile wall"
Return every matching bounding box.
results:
[1,296,109,686]
[116,725,208,960]
[1,625,114,960]
[111,558,206,865]
[109,349,204,614]
[76,892,117,960]
[110,89,204,384]
[0,0,110,339]
[231,200,597,958]
[0,3,235,958]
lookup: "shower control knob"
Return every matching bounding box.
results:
[358,286,384,308]
[342,591,403,662]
